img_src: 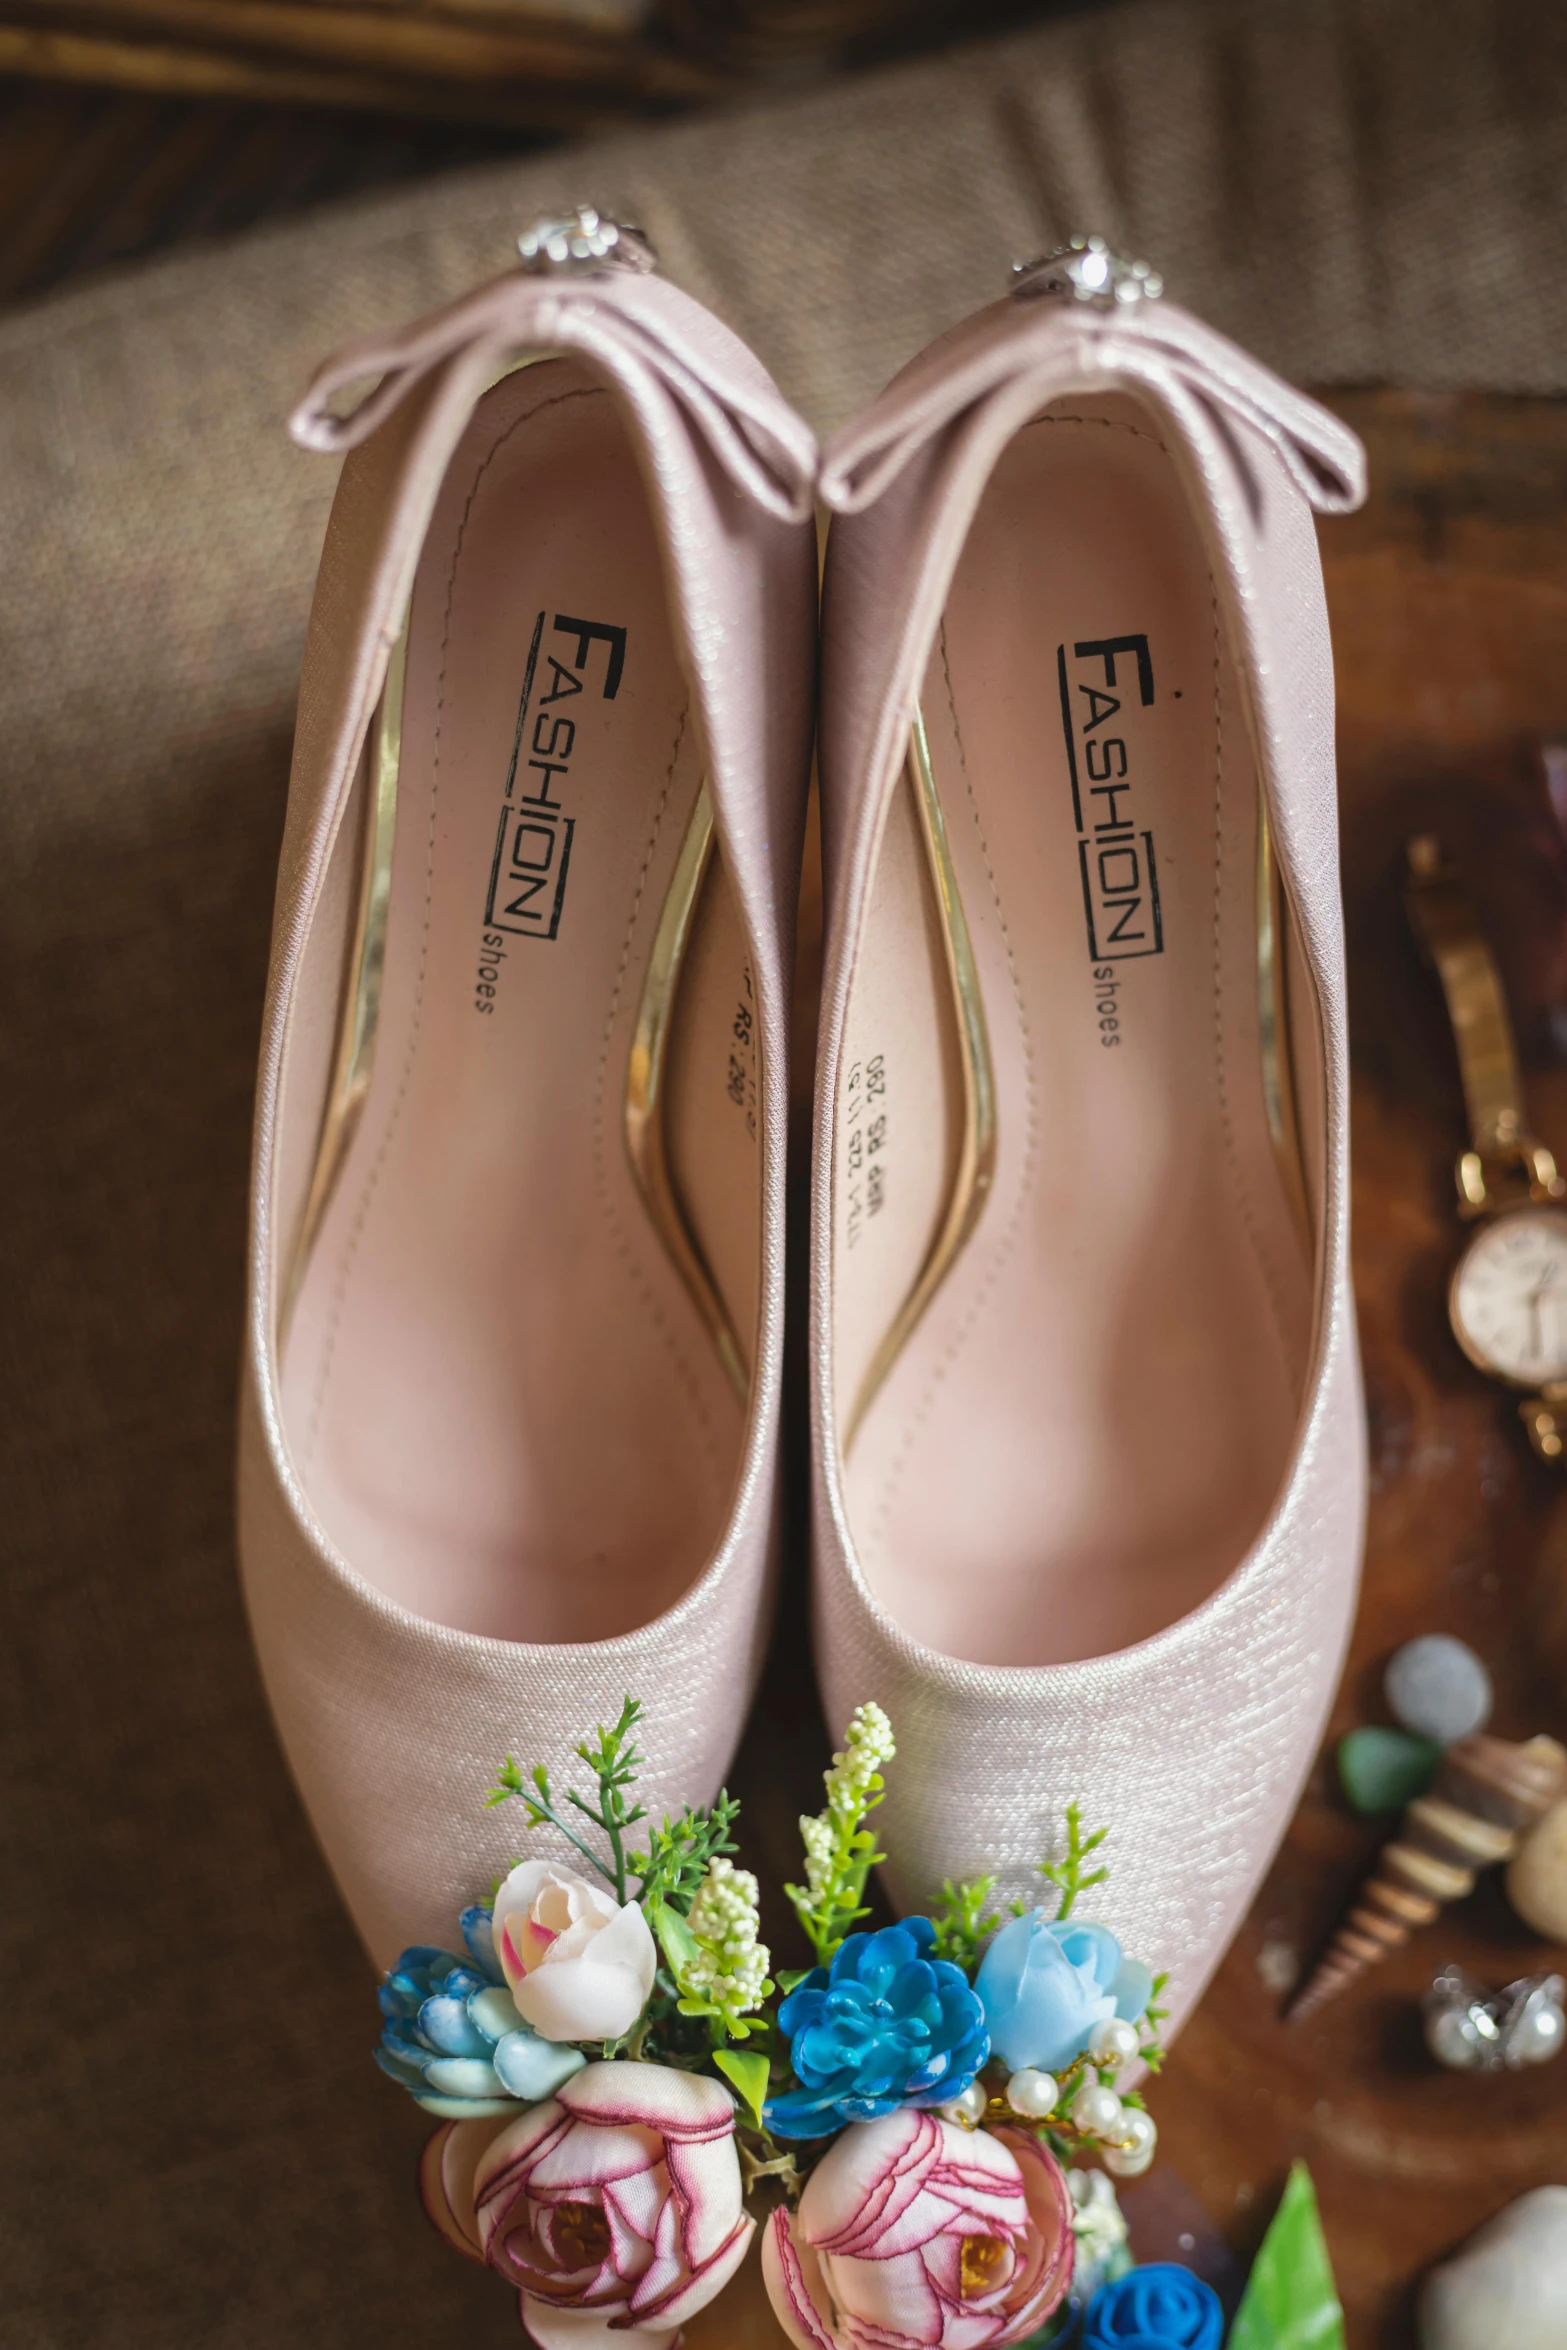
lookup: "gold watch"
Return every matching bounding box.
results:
[1407,834,1567,1461]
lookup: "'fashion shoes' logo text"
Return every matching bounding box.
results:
[1057,632,1164,964]
[482,611,626,953]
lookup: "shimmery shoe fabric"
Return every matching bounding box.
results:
[239,245,817,1968]
[810,273,1367,2042]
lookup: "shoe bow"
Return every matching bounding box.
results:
[289,261,818,526]
[818,293,1365,520]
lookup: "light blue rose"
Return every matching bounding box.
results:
[976,1911,1152,2074]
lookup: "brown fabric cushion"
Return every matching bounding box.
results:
[3,1,1565,2340]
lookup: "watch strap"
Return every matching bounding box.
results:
[1406,834,1563,1212]
[1406,835,1526,1158]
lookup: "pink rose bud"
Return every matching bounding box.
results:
[475,2059,755,2348]
[491,1861,658,2044]
[762,2110,1074,2350]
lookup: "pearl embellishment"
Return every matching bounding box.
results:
[1005,2068,1059,2118]
[1087,2017,1141,2068]
[1103,2108,1158,2176]
[1069,2080,1123,2137]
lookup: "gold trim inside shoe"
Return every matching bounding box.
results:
[845,710,997,1450]
[282,613,406,1338]
[1257,800,1311,1245]
[624,781,750,1403]
[283,368,752,1395]
[283,354,568,1344]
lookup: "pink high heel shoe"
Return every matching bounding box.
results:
[239,212,817,1966]
[809,241,1368,2044]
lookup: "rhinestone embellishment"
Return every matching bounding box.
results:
[1011,235,1163,308]
[517,206,656,277]
[1424,1963,1566,2072]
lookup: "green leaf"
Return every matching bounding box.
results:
[714,2049,771,2129]
[648,1897,701,1980]
[1230,2163,1345,2350]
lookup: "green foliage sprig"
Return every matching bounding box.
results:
[486,1702,773,2065]
[1138,1970,1170,2074]
[1038,1800,1110,1921]
[487,1695,648,1903]
[930,1876,1001,1972]
[630,1795,741,1911]
[785,1702,897,1967]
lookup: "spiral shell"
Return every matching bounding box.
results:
[1287,1733,1567,2022]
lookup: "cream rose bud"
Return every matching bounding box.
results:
[491,1861,657,2044]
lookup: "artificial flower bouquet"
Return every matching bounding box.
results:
[376,1699,1173,2349]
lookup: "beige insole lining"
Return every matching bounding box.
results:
[837,397,1313,1668]
[282,363,757,1643]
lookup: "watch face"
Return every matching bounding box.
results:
[1450,1206,1567,1387]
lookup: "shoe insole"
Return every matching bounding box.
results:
[282,362,756,1643]
[836,394,1313,1668]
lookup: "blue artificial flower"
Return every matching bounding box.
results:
[1082,2264,1223,2349]
[976,1911,1152,2075]
[376,1904,587,2119]
[764,1917,989,2139]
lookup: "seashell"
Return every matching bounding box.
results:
[1438,1733,1567,1830]
[1288,1734,1567,2022]
[1419,2186,1567,2350]
[1505,1796,1567,1940]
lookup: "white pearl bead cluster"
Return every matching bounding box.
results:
[1081,2016,1157,2174]
[939,2010,1161,2175]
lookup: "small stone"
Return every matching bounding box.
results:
[1506,1798,1567,1940]
[1337,1724,1443,1814]
[1420,2186,1567,2350]
[1385,1636,1492,1745]
[1256,1939,1300,1995]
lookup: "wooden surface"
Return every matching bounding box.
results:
[0,72,537,301]
[0,0,1067,129]
[0,0,715,134]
